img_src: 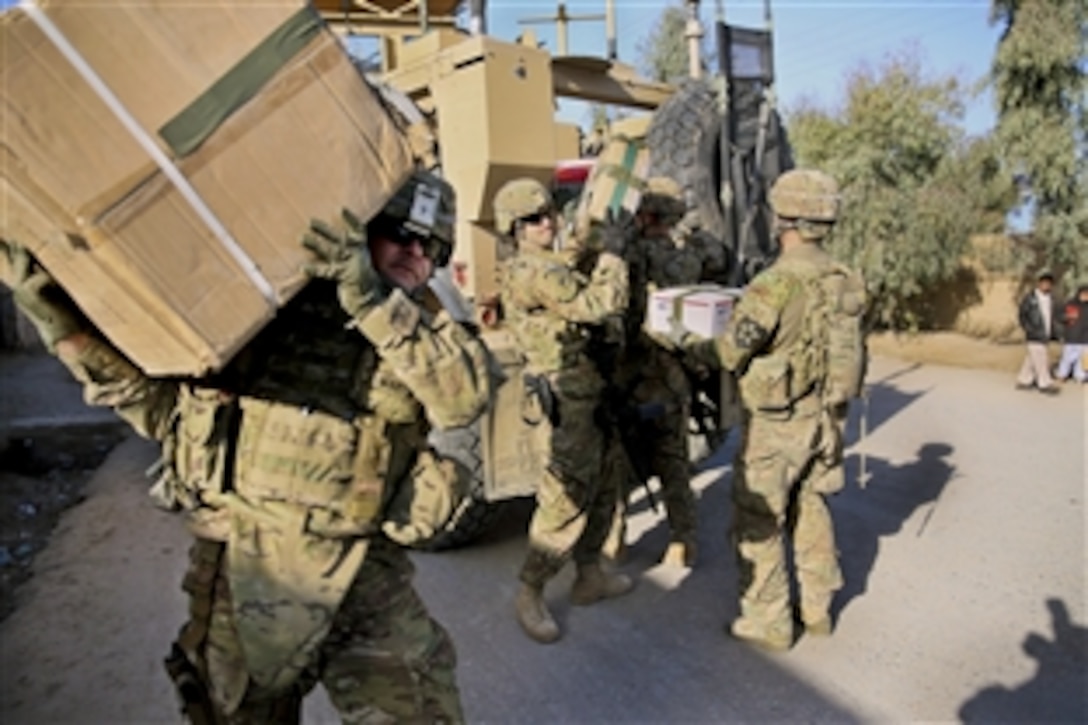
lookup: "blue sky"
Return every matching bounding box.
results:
[484,1,1002,136]
[2,0,1002,135]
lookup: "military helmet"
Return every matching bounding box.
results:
[375,170,456,266]
[639,176,687,222]
[768,169,840,223]
[493,178,552,236]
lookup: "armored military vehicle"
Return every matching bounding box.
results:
[316,0,792,548]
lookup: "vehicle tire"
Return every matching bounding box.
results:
[646,79,727,242]
[416,422,504,551]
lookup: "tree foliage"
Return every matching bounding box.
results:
[636,3,708,84]
[990,0,1087,286]
[788,55,1016,329]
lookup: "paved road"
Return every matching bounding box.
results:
[1,357,1084,723]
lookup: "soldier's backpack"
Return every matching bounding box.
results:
[796,263,868,406]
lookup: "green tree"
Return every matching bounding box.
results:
[788,55,1016,329]
[636,3,708,84]
[990,0,1087,285]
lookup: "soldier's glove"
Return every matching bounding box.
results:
[301,210,387,320]
[0,241,82,350]
[587,207,637,257]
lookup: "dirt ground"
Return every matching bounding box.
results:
[0,429,125,621]
[867,330,1040,374]
[0,331,1065,624]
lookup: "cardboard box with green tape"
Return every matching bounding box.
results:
[1,1,414,375]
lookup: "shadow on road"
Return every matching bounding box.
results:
[958,598,1088,723]
[846,369,928,446]
[833,442,956,620]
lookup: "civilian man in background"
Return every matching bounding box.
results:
[1016,271,1062,395]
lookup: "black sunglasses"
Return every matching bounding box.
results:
[370,219,448,264]
[519,209,553,225]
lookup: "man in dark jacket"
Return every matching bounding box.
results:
[1056,284,1088,383]
[1016,271,1062,394]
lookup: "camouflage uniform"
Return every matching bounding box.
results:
[607,178,704,563]
[3,172,493,722]
[493,176,634,643]
[688,169,865,649]
[502,246,628,584]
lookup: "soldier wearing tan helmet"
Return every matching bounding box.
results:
[493,177,636,644]
[0,170,497,721]
[603,176,705,568]
[684,168,867,651]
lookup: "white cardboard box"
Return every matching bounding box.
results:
[648,288,687,334]
[682,290,736,338]
[648,285,742,339]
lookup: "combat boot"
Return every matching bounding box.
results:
[602,538,628,565]
[804,616,833,637]
[515,583,560,644]
[728,617,793,652]
[661,535,697,568]
[570,561,635,606]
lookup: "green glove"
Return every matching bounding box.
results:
[301,210,387,320]
[0,241,81,349]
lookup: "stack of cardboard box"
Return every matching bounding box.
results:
[1,1,415,375]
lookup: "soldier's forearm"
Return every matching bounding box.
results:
[55,333,178,441]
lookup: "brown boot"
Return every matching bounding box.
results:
[728,617,793,652]
[804,616,833,637]
[661,536,698,568]
[570,561,635,606]
[515,583,560,644]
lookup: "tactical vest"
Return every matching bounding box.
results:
[738,252,866,413]
[155,281,424,539]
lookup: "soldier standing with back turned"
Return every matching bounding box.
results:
[683,169,867,651]
[492,178,636,644]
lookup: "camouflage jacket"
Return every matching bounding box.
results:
[56,280,495,692]
[56,281,493,523]
[690,243,854,414]
[500,247,628,374]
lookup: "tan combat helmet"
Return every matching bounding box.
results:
[768,169,840,241]
[639,176,687,224]
[377,170,456,266]
[493,178,552,236]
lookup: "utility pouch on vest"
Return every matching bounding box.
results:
[233,399,384,537]
[153,386,235,512]
[308,416,390,537]
[739,356,793,417]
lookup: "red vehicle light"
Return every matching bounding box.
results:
[553,159,594,185]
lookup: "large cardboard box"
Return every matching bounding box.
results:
[1,1,414,375]
[648,285,743,339]
[571,134,650,238]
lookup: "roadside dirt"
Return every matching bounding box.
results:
[0,430,125,621]
[867,331,1048,375]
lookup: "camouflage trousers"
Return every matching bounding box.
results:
[178,535,463,724]
[520,370,616,586]
[731,408,845,635]
[609,346,696,547]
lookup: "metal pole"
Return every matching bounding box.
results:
[518,4,604,57]
[419,0,429,34]
[606,0,617,60]
[685,0,704,79]
[557,3,568,56]
[469,0,487,35]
